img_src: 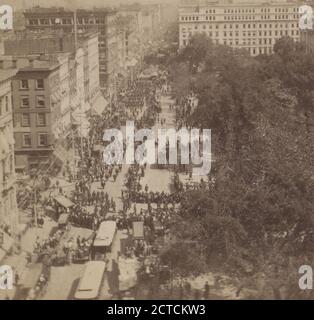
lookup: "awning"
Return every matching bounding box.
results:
[71,113,90,138]
[53,195,74,209]
[53,144,73,164]
[15,165,26,170]
[0,231,14,252]
[82,101,91,113]
[126,58,138,68]
[0,131,9,155]
[91,94,109,116]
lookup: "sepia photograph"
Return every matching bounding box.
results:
[0,0,314,305]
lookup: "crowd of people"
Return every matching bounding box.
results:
[19,64,208,299]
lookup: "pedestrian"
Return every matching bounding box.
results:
[15,272,20,287]
[204,281,210,299]
[77,235,81,248]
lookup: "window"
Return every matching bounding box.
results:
[20,80,29,90]
[23,134,31,147]
[40,19,49,25]
[29,19,38,25]
[5,96,9,112]
[38,134,48,147]
[36,96,45,108]
[62,18,72,25]
[21,96,29,108]
[36,79,44,90]
[37,113,46,126]
[21,114,30,127]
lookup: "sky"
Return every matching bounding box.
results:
[6,0,179,9]
[5,0,290,10]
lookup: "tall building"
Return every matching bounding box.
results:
[179,0,302,55]
[141,4,162,41]
[23,7,117,98]
[0,69,18,250]
[7,57,60,173]
[1,32,104,172]
[115,13,142,89]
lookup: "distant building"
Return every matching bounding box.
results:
[141,4,162,41]
[179,0,302,55]
[0,69,18,244]
[23,7,117,98]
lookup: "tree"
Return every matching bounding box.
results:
[164,34,314,296]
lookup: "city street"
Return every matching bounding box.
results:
[39,90,177,300]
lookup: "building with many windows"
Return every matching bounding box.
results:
[0,31,104,173]
[23,7,117,98]
[179,0,302,55]
[0,69,18,251]
[7,58,60,173]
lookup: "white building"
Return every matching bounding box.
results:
[179,0,302,55]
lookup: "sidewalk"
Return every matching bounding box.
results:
[0,217,56,300]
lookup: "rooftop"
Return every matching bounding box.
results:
[0,56,60,72]
[179,0,301,6]
[24,6,117,15]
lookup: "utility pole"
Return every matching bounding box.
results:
[74,10,78,51]
[70,108,76,176]
[33,187,38,229]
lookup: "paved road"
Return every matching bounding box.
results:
[40,93,178,300]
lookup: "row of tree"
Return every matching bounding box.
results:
[161,34,314,299]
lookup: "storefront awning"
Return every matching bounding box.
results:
[126,58,138,68]
[71,112,90,138]
[91,94,109,116]
[0,131,9,155]
[82,101,91,113]
[53,145,73,164]
[53,195,74,209]
[0,231,14,263]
